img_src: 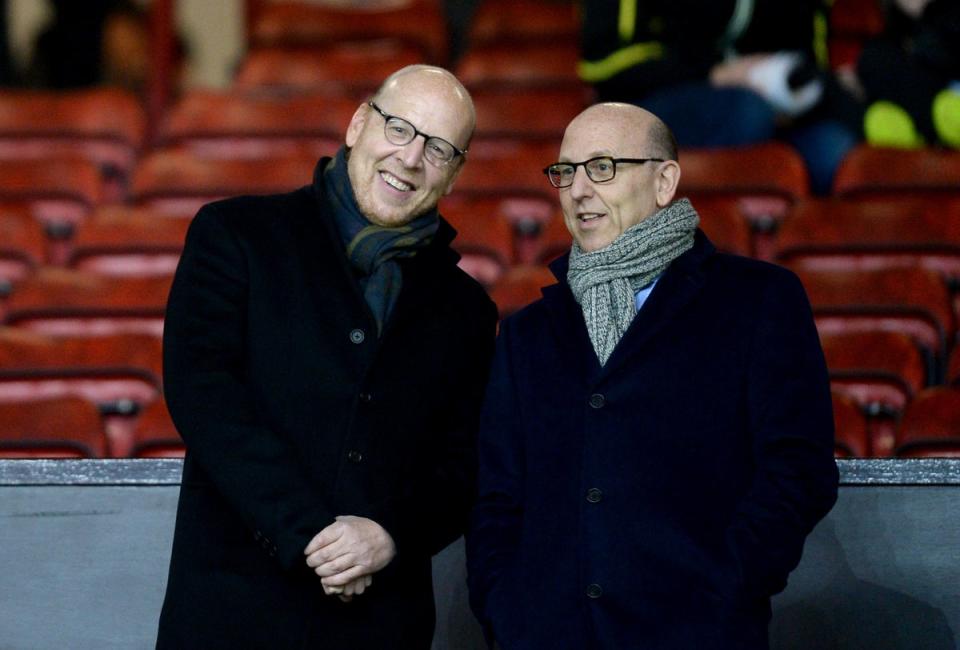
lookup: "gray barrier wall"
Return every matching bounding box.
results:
[1,459,958,649]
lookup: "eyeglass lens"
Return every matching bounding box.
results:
[382,116,457,164]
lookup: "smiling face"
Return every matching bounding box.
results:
[344,67,474,227]
[558,103,680,252]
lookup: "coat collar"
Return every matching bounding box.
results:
[303,156,462,337]
[542,229,717,383]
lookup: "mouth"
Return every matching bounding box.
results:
[379,170,415,192]
[577,212,606,223]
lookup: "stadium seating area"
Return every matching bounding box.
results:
[1,0,959,459]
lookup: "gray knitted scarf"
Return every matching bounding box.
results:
[567,198,699,365]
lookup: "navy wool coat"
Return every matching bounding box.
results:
[467,230,838,650]
[156,160,498,649]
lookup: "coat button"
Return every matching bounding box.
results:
[347,450,363,463]
[349,328,365,344]
[586,488,603,503]
[588,393,605,409]
[586,583,603,599]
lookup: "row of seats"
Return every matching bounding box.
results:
[244,0,885,70]
[0,0,954,459]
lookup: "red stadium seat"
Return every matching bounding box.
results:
[488,265,556,319]
[234,42,425,97]
[832,391,870,458]
[67,206,190,278]
[778,198,960,274]
[0,206,45,287]
[778,198,960,327]
[456,42,586,91]
[131,148,319,217]
[158,91,355,158]
[2,268,171,337]
[794,266,954,363]
[454,139,558,199]
[895,387,960,458]
[0,158,101,229]
[441,195,517,287]
[249,1,447,64]
[833,145,960,200]
[467,0,578,47]
[130,399,184,458]
[0,89,146,202]
[677,143,810,236]
[471,87,588,140]
[0,396,106,459]
[950,346,960,386]
[820,330,929,456]
[0,328,163,456]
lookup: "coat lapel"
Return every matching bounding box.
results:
[598,230,715,380]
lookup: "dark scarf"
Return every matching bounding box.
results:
[323,146,439,335]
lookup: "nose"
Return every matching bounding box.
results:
[568,165,593,200]
[398,135,426,169]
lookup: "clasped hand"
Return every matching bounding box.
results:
[304,515,396,602]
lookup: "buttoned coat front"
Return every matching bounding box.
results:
[156,161,497,649]
[467,230,839,650]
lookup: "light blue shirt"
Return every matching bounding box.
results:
[635,275,661,312]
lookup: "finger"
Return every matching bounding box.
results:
[352,578,367,595]
[307,551,355,574]
[323,583,344,595]
[303,523,343,555]
[320,565,368,587]
[364,575,373,588]
[338,594,353,603]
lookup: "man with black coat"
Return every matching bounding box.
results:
[467,103,838,649]
[156,65,497,649]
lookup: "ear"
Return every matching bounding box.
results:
[344,103,369,147]
[655,160,681,208]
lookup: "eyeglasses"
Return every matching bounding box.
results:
[543,156,665,188]
[367,102,466,167]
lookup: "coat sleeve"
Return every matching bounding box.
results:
[466,320,526,643]
[360,295,498,559]
[728,268,839,599]
[163,204,336,571]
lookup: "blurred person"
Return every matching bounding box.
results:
[577,0,863,194]
[856,0,960,149]
[467,102,839,649]
[156,65,497,649]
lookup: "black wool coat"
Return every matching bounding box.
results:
[156,160,498,649]
[467,230,839,650]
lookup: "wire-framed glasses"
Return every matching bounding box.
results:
[543,156,665,188]
[367,102,466,167]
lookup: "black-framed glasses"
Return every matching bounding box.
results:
[367,102,467,167]
[543,156,665,188]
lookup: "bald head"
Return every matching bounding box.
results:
[372,65,476,150]
[562,103,677,163]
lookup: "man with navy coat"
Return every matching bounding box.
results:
[467,103,838,649]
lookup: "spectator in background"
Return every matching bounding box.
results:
[27,0,152,93]
[577,0,863,194]
[856,0,960,149]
